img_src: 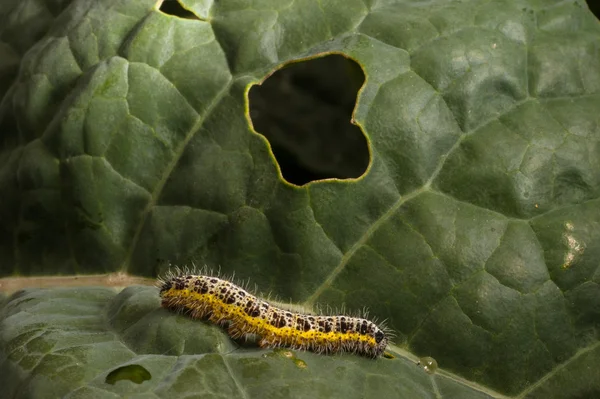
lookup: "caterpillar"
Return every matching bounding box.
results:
[157,269,391,358]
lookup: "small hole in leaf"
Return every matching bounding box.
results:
[249,54,369,186]
[105,364,152,385]
[158,0,199,20]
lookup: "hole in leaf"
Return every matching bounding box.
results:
[158,0,199,20]
[105,364,152,385]
[248,54,369,186]
[586,0,600,19]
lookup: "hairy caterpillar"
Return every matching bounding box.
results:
[157,269,391,358]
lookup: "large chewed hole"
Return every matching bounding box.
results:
[158,0,199,19]
[248,54,369,186]
[105,364,152,385]
[586,0,599,19]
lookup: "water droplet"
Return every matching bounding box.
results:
[418,356,438,374]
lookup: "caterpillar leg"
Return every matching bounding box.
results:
[227,324,245,340]
[259,337,276,349]
[189,307,209,320]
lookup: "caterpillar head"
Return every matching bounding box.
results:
[373,328,388,357]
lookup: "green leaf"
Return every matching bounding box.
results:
[1,0,600,397]
[0,286,500,398]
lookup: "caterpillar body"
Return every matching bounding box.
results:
[157,271,390,358]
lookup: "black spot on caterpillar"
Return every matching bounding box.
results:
[157,268,392,358]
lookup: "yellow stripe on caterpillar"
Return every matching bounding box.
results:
[157,271,390,358]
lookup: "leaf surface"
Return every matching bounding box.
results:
[1,0,599,397]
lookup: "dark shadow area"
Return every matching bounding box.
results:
[158,0,199,19]
[249,54,369,186]
[586,0,600,19]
